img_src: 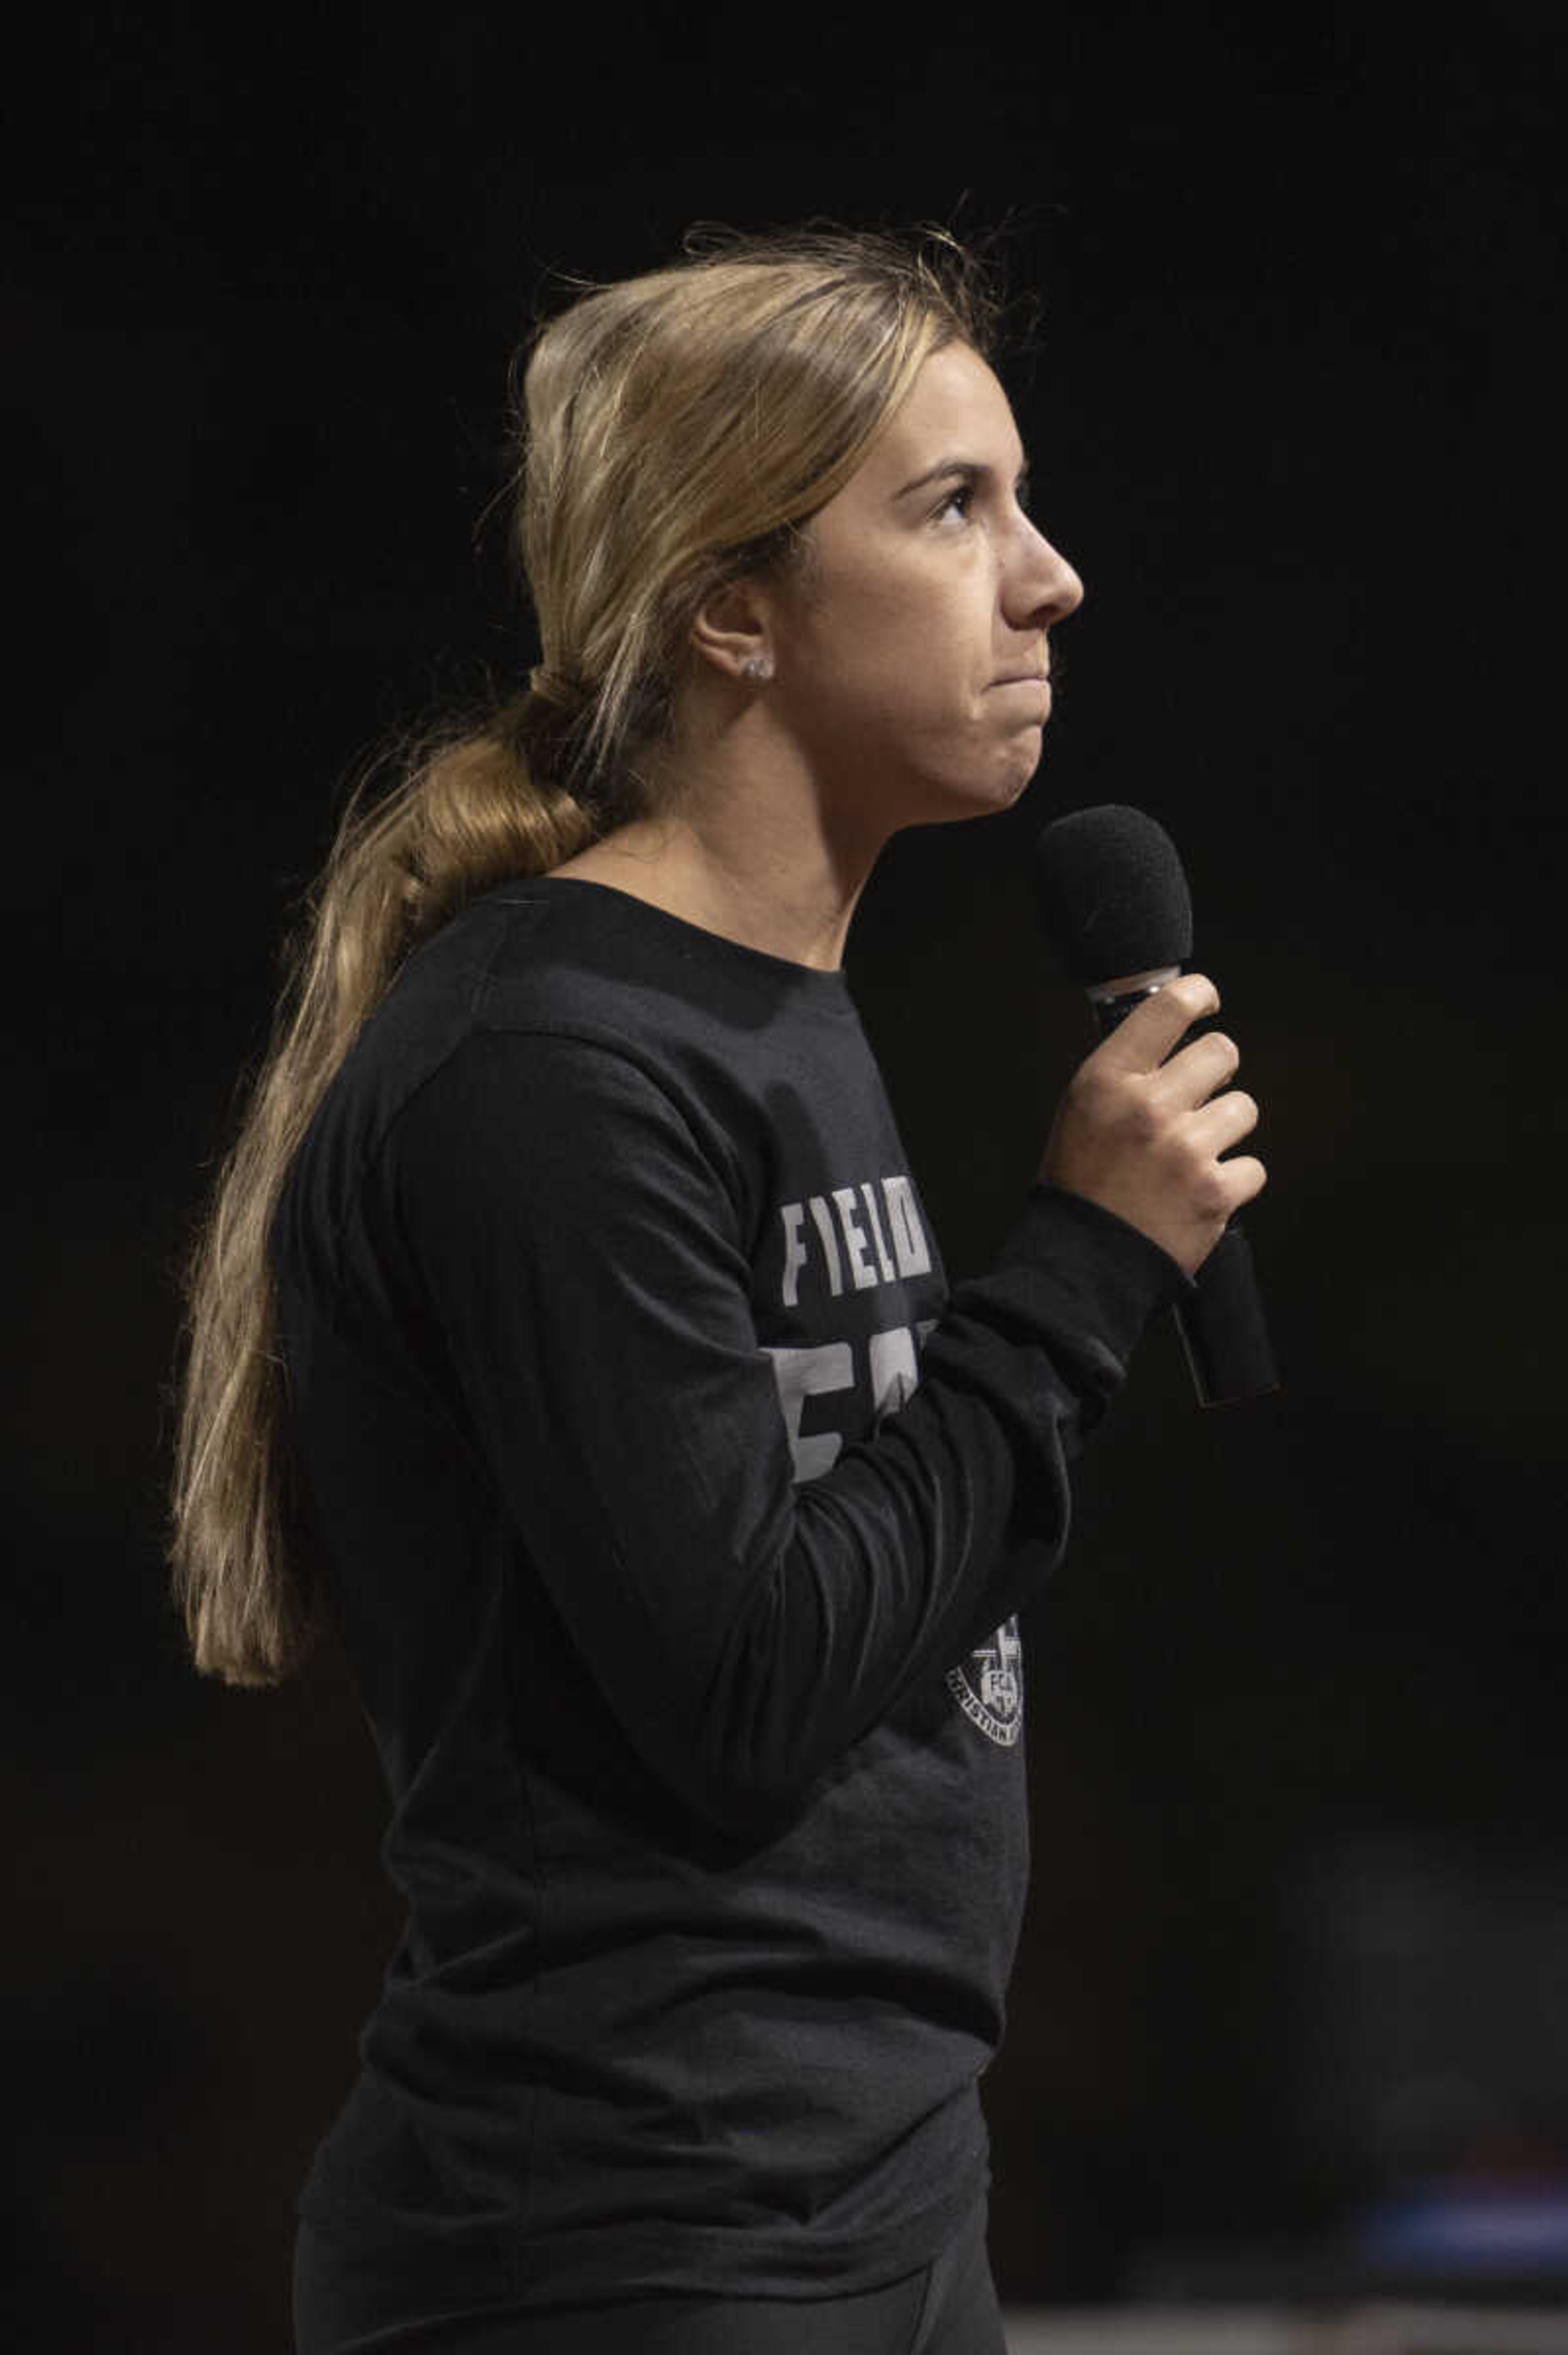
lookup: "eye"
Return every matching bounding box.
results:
[934,482,974,525]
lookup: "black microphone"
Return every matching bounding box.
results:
[1033,803,1279,1407]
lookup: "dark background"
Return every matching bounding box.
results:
[8,7,1566,2347]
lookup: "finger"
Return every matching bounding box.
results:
[1189,1086,1260,1156]
[1150,1027,1240,1111]
[1094,973,1219,1074]
[1215,1151,1268,1212]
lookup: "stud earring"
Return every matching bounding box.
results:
[741,653,773,683]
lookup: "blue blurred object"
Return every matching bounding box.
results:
[1355,2178,1568,2274]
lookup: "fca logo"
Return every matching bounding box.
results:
[976,1621,1021,1716]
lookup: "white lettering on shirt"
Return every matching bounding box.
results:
[868,1324,918,1422]
[808,1195,843,1298]
[777,1174,930,1309]
[765,1319,935,1483]
[779,1202,809,1309]
[764,1342,853,1480]
[831,1188,877,1292]
[860,1183,896,1283]
[883,1175,932,1279]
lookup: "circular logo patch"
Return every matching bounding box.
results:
[947,1615,1024,1747]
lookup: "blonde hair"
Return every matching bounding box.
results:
[169,222,1004,1686]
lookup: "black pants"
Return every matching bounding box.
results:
[292,2199,1006,2354]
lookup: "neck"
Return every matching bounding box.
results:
[546,696,889,972]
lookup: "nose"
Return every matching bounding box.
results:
[1007,515,1085,629]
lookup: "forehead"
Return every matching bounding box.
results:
[856,341,1022,484]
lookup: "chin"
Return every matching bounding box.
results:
[910,776,1036,829]
[877,735,1045,830]
[965,747,1045,815]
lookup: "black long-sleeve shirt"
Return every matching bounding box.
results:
[274,875,1187,2308]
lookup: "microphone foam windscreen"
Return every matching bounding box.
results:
[1033,804,1194,985]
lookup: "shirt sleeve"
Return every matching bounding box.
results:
[378,1026,1187,1831]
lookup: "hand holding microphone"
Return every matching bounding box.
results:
[1033,803,1280,1406]
[1038,971,1264,1281]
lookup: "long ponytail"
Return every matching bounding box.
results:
[169,706,593,1684]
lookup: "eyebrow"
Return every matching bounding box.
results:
[892,456,1031,503]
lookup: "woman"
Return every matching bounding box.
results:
[171,224,1263,2353]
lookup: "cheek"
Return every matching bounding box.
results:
[850,601,976,710]
[782,555,988,744]
[792,601,923,717]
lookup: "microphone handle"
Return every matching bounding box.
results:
[1090,981,1280,1407]
[1173,1221,1279,1406]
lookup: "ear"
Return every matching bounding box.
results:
[688,575,775,684]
